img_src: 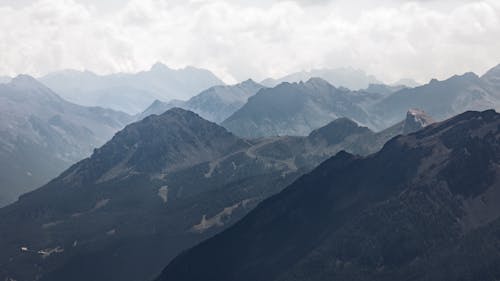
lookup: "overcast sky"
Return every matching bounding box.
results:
[0,0,499,83]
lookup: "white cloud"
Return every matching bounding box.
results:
[0,0,499,84]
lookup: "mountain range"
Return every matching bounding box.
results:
[138,79,264,123]
[39,63,224,114]
[1,62,499,281]
[0,75,132,207]
[222,64,500,138]
[0,107,427,281]
[157,109,500,281]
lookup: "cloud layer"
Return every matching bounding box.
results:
[0,0,499,83]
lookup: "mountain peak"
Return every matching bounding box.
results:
[239,78,259,87]
[159,107,199,118]
[402,108,434,134]
[75,107,246,183]
[309,117,372,145]
[11,74,41,86]
[305,77,331,87]
[150,62,171,72]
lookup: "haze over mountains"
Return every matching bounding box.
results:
[0,107,426,281]
[40,63,224,114]
[158,110,500,281]
[0,75,132,207]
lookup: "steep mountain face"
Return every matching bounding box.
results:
[222,78,377,138]
[137,79,264,123]
[157,110,500,281]
[0,108,414,281]
[39,63,224,113]
[373,72,500,127]
[0,75,132,207]
[261,68,381,90]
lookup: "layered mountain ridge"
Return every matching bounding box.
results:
[157,109,500,281]
[0,107,423,281]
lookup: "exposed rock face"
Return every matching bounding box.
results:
[402,108,434,134]
[157,110,500,281]
[0,75,132,206]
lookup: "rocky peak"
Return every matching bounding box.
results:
[402,108,434,134]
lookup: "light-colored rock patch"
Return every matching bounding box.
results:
[192,199,253,233]
[158,186,169,204]
[38,246,64,258]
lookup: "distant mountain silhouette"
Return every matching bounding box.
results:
[261,68,381,90]
[39,62,224,113]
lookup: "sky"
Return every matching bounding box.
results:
[0,0,499,84]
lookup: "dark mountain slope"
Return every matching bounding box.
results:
[157,109,500,281]
[0,108,416,281]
